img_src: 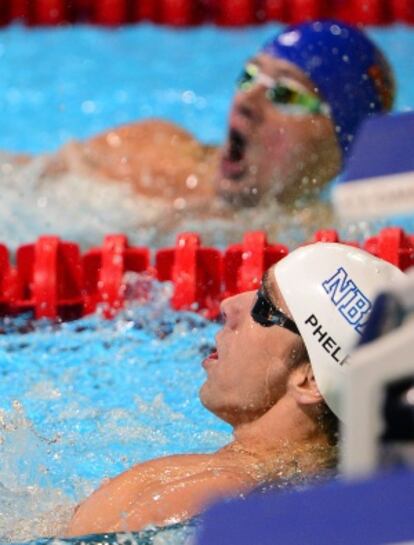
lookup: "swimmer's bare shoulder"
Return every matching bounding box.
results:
[65,450,257,536]
[43,119,219,202]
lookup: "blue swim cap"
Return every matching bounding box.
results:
[262,20,394,159]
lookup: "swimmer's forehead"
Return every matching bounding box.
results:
[247,54,317,94]
[262,268,293,318]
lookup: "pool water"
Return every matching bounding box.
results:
[0,22,414,545]
[0,278,225,542]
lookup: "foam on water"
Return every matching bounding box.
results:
[0,402,75,542]
[0,150,338,250]
[0,151,169,250]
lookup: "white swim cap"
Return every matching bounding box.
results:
[274,243,405,420]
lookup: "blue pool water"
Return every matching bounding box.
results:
[0,280,225,542]
[0,22,414,545]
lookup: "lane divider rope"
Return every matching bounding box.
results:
[2,0,413,27]
[0,227,412,321]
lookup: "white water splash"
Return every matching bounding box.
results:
[0,152,169,251]
[0,403,74,542]
[0,152,343,253]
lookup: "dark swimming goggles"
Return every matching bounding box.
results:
[237,63,330,117]
[251,286,301,336]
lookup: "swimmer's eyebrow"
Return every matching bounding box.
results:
[249,58,295,79]
[262,270,279,307]
[249,57,316,93]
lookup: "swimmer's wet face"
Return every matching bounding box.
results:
[200,269,306,426]
[216,55,341,206]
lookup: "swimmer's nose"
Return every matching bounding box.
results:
[220,294,243,330]
[234,86,266,123]
[237,103,256,121]
[219,298,229,324]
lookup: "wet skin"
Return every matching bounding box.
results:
[65,268,336,536]
[40,55,341,210]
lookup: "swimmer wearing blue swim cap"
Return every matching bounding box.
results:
[36,21,394,216]
[216,20,394,206]
[263,20,394,156]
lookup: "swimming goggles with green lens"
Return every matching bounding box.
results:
[251,285,301,336]
[237,63,331,117]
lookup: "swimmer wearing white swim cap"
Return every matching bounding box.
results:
[274,243,405,419]
[65,243,403,537]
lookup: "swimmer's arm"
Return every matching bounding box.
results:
[65,469,248,536]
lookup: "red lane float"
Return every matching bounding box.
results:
[330,0,351,22]
[0,2,10,26]
[83,234,150,317]
[156,233,222,318]
[346,0,391,25]
[223,231,288,296]
[312,229,361,248]
[160,0,196,25]
[27,0,70,25]
[9,0,27,20]
[197,0,216,22]
[14,236,84,320]
[5,0,414,25]
[264,0,289,22]
[364,227,414,271]
[215,0,256,25]
[391,0,414,23]
[0,229,413,322]
[72,0,94,21]
[130,0,159,22]
[91,0,128,25]
[312,229,341,243]
[290,0,327,23]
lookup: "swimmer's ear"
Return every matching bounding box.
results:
[287,362,323,406]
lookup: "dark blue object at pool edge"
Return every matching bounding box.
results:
[342,111,414,182]
[197,469,414,545]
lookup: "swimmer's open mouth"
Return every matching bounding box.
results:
[202,350,218,369]
[229,129,246,161]
[221,129,248,180]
